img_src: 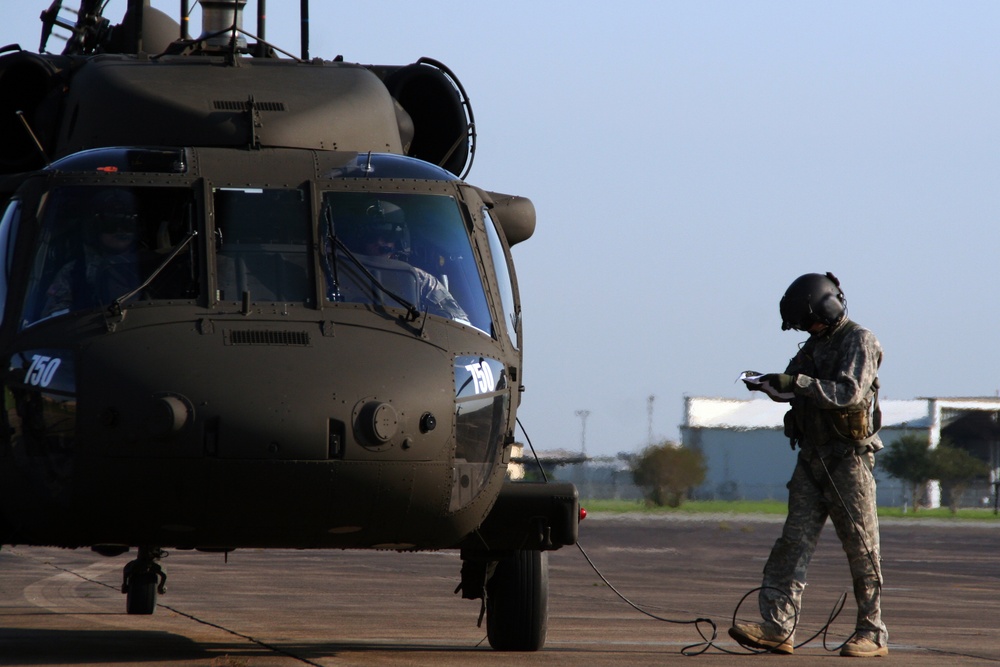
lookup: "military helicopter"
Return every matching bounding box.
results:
[0,0,579,651]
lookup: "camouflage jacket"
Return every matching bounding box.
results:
[784,318,883,453]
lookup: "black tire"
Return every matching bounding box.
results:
[486,549,548,651]
[125,570,158,615]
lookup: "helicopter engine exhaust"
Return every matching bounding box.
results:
[198,0,248,51]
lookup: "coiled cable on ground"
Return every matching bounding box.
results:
[516,418,864,657]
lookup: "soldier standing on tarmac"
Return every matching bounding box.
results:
[730,272,889,658]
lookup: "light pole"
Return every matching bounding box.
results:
[575,409,590,457]
[647,394,655,446]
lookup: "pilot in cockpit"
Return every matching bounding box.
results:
[42,188,149,317]
[347,201,471,325]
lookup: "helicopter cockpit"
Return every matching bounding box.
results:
[8,148,509,344]
[322,192,491,333]
[20,184,198,329]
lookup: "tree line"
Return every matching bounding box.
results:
[630,435,990,513]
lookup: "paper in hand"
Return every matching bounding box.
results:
[739,371,794,402]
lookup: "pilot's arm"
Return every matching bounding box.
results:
[415,269,471,325]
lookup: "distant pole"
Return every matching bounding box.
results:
[647,394,655,446]
[575,410,590,457]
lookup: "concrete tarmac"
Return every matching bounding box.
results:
[0,513,997,666]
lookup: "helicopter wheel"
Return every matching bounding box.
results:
[485,549,548,651]
[125,570,159,615]
[122,547,167,615]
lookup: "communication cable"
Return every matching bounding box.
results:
[819,453,882,582]
[817,452,884,651]
[514,418,872,657]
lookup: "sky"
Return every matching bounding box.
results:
[4,1,1000,458]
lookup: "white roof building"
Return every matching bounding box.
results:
[681,396,1000,506]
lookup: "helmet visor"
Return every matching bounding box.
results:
[779,295,812,331]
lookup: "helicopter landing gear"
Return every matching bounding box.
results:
[485,549,548,651]
[121,546,167,615]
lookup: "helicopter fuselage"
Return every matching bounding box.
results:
[0,145,552,552]
[0,2,577,648]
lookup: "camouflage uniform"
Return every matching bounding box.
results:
[415,268,470,325]
[759,317,888,647]
[43,247,143,316]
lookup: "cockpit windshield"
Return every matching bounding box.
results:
[322,192,492,334]
[16,183,497,337]
[20,186,198,329]
[214,188,312,304]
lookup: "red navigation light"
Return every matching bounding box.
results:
[579,507,587,521]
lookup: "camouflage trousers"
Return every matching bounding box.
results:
[759,447,887,646]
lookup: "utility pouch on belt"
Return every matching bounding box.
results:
[826,378,882,452]
[783,409,800,450]
[829,409,869,441]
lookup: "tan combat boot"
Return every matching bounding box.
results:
[840,636,888,657]
[728,621,794,654]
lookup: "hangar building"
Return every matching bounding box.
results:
[681,396,1000,507]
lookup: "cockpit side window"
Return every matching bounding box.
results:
[0,199,22,326]
[322,191,492,334]
[20,186,199,329]
[213,188,312,304]
[482,207,519,350]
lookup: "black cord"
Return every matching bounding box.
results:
[513,417,864,656]
[819,454,883,584]
[515,417,548,483]
[575,529,861,657]
[575,540,719,655]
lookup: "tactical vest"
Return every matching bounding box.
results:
[785,319,882,453]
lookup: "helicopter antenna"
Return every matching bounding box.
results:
[180,0,190,40]
[15,111,50,165]
[299,0,309,60]
[255,0,266,56]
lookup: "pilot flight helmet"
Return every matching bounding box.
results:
[357,200,409,257]
[779,272,847,331]
[80,188,140,253]
[92,188,139,235]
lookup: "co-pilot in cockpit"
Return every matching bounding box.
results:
[20,185,198,328]
[322,193,491,332]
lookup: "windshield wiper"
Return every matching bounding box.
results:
[327,234,420,322]
[108,230,198,317]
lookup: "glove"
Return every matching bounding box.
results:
[762,373,796,394]
[741,371,763,392]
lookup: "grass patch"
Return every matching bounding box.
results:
[581,498,1000,521]
[878,506,1000,521]
[580,499,787,514]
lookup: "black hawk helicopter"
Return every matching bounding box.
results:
[0,0,579,651]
